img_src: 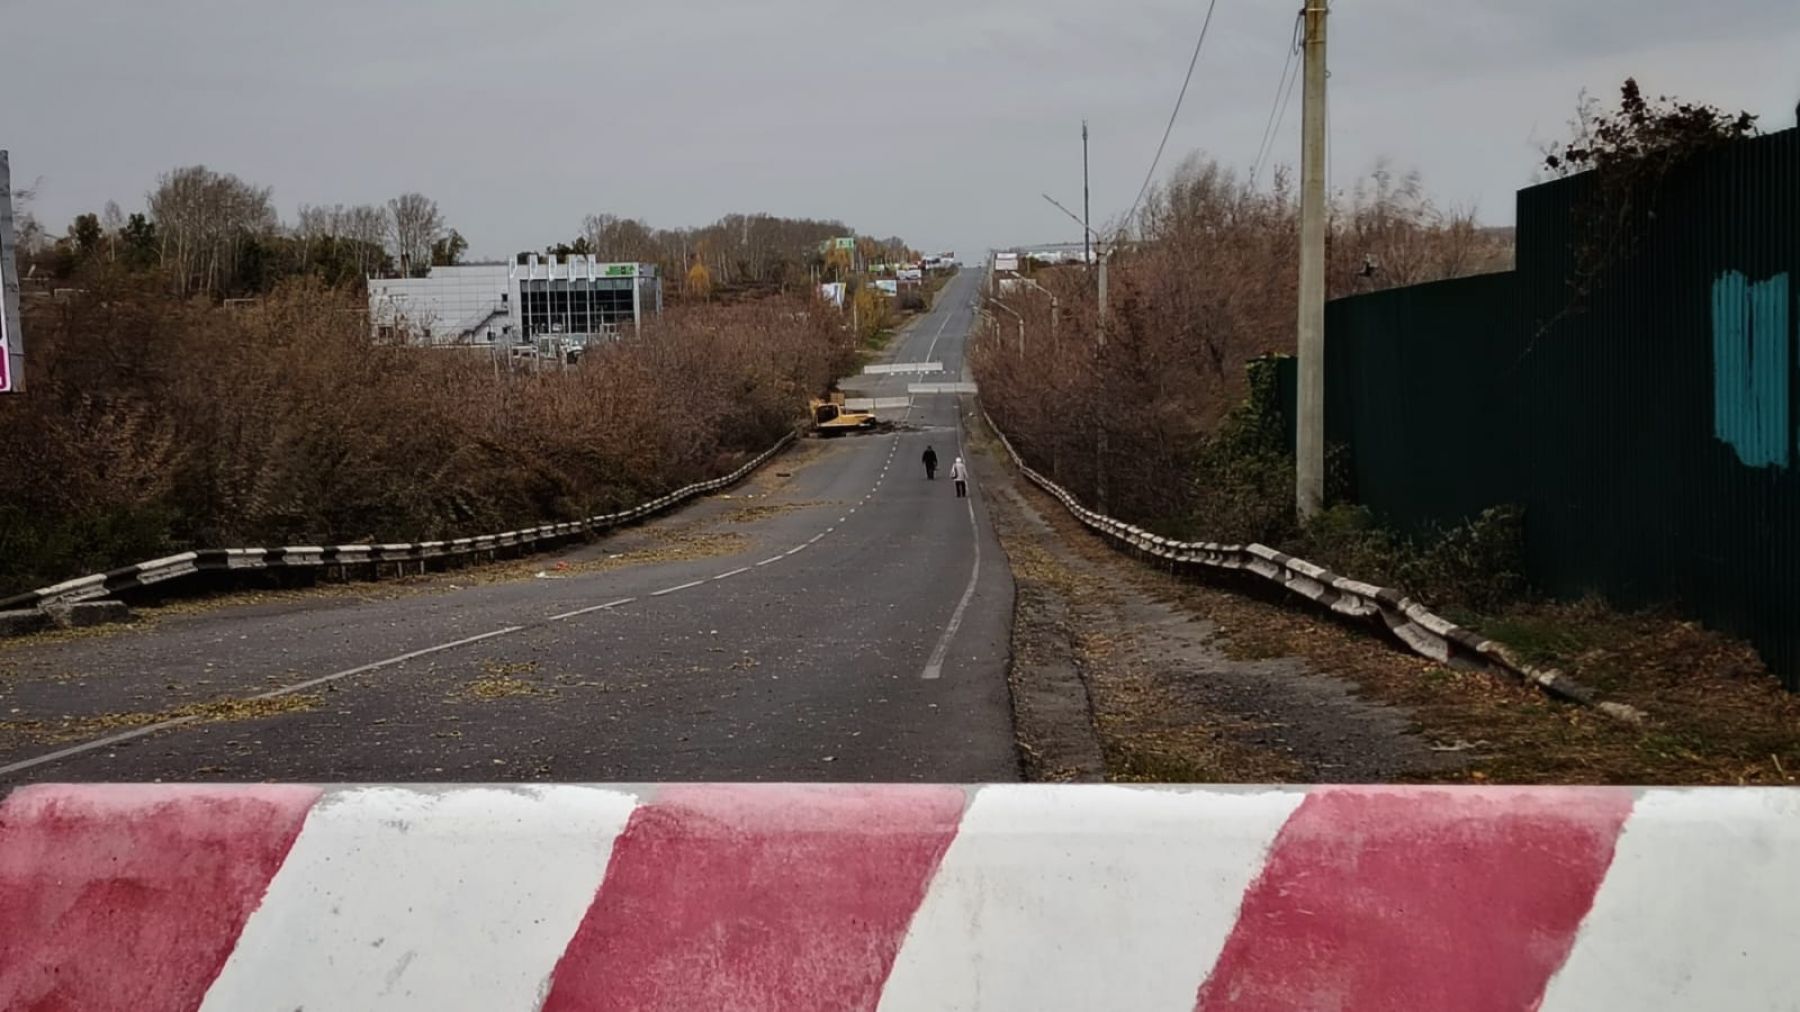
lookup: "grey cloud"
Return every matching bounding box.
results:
[4,0,1797,261]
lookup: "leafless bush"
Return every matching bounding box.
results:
[0,280,848,595]
[975,155,1512,530]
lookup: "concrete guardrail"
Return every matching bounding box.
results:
[983,414,1644,723]
[1,782,1793,1009]
[0,433,796,620]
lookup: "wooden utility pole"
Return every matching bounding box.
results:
[1295,0,1328,518]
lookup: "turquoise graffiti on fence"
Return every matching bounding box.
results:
[1711,270,1791,468]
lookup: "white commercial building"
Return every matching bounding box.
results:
[369,254,662,347]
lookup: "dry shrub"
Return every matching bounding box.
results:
[0,276,850,595]
[976,155,1512,531]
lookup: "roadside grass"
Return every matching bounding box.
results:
[1190,583,1800,785]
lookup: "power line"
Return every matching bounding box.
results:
[1249,8,1304,186]
[1124,0,1221,230]
[1262,54,1304,185]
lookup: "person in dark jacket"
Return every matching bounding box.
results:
[922,445,938,480]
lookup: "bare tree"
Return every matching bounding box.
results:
[387,193,444,277]
[345,205,391,277]
[100,200,126,262]
[582,213,657,263]
[147,165,277,297]
[10,176,49,259]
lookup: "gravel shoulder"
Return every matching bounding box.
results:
[971,415,1800,786]
[969,430,1465,784]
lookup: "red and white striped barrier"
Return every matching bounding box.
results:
[1,784,1795,1010]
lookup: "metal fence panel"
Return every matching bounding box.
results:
[1289,127,1800,686]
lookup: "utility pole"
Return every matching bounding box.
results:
[1082,121,1092,271]
[1095,245,1108,514]
[0,151,21,394]
[1295,0,1328,519]
[1086,122,1110,513]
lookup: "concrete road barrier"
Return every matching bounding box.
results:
[43,600,133,629]
[2,783,1795,1010]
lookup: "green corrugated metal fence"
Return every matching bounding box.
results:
[1285,126,1800,687]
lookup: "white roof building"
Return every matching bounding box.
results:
[369,254,662,346]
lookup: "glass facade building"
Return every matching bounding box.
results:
[369,254,661,346]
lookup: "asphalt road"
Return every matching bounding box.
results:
[0,268,1018,784]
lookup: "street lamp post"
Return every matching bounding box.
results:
[984,296,1026,356]
[1015,276,1060,343]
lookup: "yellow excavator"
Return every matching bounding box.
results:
[810,392,879,435]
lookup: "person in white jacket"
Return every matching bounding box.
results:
[949,456,969,498]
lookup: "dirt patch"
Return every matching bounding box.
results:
[722,499,833,524]
[541,529,749,577]
[0,692,322,744]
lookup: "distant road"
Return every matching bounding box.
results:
[0,269,1018,783]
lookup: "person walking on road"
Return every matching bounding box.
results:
[922,445,938,480]
[950,456,968,498]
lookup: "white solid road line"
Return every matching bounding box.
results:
[923,499,982,681]
[923,406,983,681]
[651,580,707,597]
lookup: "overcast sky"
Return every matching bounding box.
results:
[6,0,1798,260]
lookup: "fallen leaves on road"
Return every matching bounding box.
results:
[0,692,323,744]
[451,660,550,701]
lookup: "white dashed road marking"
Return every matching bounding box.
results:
[548,597,636,622]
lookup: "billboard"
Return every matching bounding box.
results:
[0,151,21,393]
